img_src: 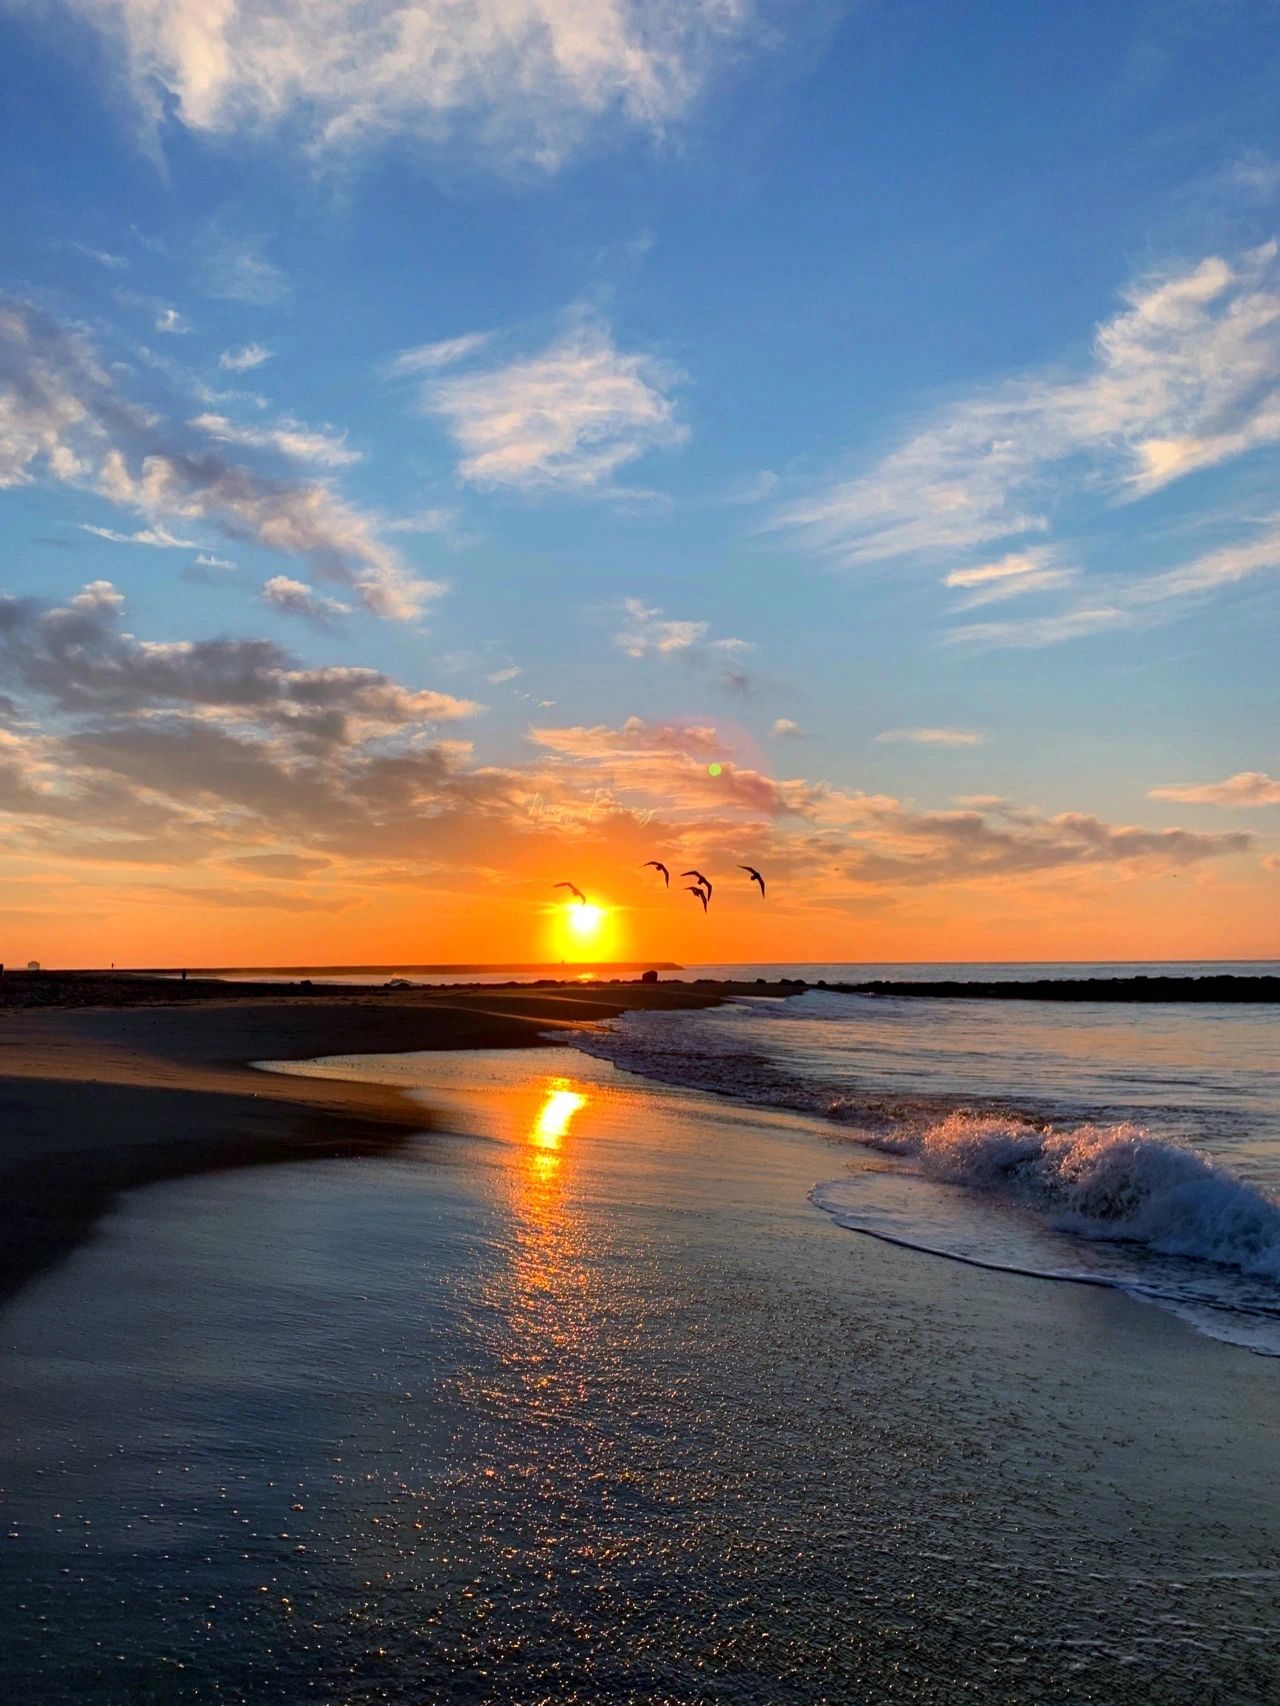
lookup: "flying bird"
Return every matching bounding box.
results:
[641,861,670,887]
[739,865,766,897]
[681,870,713,902]
[554,882,587,904]
[685,884,709,913]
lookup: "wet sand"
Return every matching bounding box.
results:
[2,1044,1277,1703]
[0,978,797,1303]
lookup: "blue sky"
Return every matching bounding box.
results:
[1,0,1277,964]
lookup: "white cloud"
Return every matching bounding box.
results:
[50,0,753,170]
[198,231,290,305]
[261,574,352,627]
[948,607,1130,650]
[614,597,751,660]
[777,243,1280,568]
[190,411,361,468]
[80,522,199,548]
[952,513,1280,647]
[876,727,984,748]
[67,242,128,270]
[0,295,435,620]
[385,332,492,376]
[771,717,804,738]
[1149,772,1280,807]
[385,506,460,535]
[155,306,190,334]
[219,343,272,372]
[944,548,1078,610]
[486,664,523,684]
[424,320,686,492]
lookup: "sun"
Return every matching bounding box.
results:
[567,902,604,940]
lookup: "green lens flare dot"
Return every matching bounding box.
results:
[707,762,723,777]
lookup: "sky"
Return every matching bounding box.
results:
[1,0,1278,968]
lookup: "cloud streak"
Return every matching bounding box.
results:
[45,0,754,170]
[422,320,686,492]
[1150,772,1280,807]
[0,295,435,619]
[776,243,1280,595]
[876,727,984,747]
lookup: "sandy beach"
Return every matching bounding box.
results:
[1,1016,1277,1703]
[0,977,799,1305]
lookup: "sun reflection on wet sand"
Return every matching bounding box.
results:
[527,1078,588,1184]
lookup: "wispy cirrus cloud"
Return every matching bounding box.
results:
[420,319,686,493]
[39,0,755,171]
[385,332,492,376]
[944,546,1078,609]
[80,522,199,548]
[0,295,434,619]
[66,242,128,271]
[614,598,750,659]
[777,243,1280,574]
[876,727,984,747]
[1150,771,1280,807]
[952,513,1280,648]
[219,343,272,372]
[947,606,1131,649]
[190,411,361,468]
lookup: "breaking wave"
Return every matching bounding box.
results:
[863,1110,1280,1282]
[574,999,1280,1352]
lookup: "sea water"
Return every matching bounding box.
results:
[572,979,1280,1354]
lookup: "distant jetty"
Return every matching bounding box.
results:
[830,974,1279,1003]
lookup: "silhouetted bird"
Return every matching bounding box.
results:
[681,869,713,901]
[554,882,587,904]
[685,884,709,914]
[739,865,766,897]
[642,861,670,887]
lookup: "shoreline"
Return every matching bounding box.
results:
[0,978,799,1306]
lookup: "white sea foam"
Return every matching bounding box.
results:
[576,997,1280,1350]
[867,1111,1280,1282]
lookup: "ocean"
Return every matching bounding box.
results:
[3,967,1278,1700]
[571,966,1280,1355]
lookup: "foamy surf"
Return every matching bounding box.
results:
[574,995,1280,1354]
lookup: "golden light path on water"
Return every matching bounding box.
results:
[528,1078,588,1182]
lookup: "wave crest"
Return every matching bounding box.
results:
[890,1112,1280,1281]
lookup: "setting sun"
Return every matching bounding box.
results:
[568,903,604,939]
[549,899,620,961]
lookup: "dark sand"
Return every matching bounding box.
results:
[0,976,797,1304]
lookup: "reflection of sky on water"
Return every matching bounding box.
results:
[3,1048,1278,1703]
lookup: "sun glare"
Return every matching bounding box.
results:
[568,903,604,939]
[549,898,617,961]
